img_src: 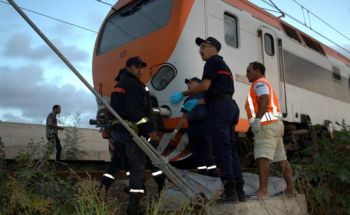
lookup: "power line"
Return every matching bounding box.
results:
[256,0,350,55]
[290,0,350,42]
[95,0,113,7]
[0,0,97,34]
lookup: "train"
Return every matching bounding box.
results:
[90,0,350,163]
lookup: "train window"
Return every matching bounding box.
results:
[264,33,275,56]
[97,0,172,55]
[332,67,341,82]
[151,64,176,91]
[300,34,325,55]
[224,13,238,48]
[281,23,301,43]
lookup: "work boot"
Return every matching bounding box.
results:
[236,180,247,202]
[207,168,220,177]
[197,169,207,176]
[127,193,142,215]
[100,175,114,192]
[218,180,238,203]
[153,174,166,195]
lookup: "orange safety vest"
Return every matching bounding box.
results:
[245,77,282,126]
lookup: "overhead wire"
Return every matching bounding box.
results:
[95,0,113,7]
[256,0,350,56]
[0,0,98,34]
[291,0,350,42]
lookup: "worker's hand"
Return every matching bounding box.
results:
[148,131,160,143]
[182,99,198,112]
[171,129,178,140]
[170,92,184,104]
[251,118,261,133]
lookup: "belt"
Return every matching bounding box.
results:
[207,94,232,103]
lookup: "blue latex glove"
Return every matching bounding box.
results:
[183,99,198,112]
[170,92,184,104]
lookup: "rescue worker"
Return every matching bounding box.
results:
[170,37,246,203]
[100,56,160,215]
[46,105,64,160]
[172,77,216,176]
[245,61,294,199]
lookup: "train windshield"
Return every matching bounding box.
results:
[97,0,172,55]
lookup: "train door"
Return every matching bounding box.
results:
[259,26,287,116]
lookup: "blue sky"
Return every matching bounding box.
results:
[0,0,349,128]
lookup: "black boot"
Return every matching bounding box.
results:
[127,193,142,215]
[153,174,165,195]
[100,175,114,192]
[207,168,220,177]
[236,180,247,202]
[218,180,238,203]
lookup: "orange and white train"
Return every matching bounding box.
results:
[92,0,350,161]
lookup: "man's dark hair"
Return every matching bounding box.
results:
[52,105,60,111]
[250,61,265,75]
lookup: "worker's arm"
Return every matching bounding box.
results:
[183,79,211,96]
[256,94,269,119]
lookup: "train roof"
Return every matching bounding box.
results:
[110,0,350,66]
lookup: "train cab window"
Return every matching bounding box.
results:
[151,64,176,91]
[332,67,341,82]
[224,13,238,48]
[264,33,275,56]
[97,0,172,55]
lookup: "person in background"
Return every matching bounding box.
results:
[46,104,64,160]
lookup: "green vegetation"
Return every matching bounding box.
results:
[291,121,350,215]
[0,123,349,214]
[61,112,86,160]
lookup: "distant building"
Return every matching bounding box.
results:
[0,121,109,160]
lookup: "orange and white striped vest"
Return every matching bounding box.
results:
[245,77,282,126]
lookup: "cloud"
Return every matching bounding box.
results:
[2,32,89,63]
[0,65,97,127]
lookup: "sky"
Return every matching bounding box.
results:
[0,0,349,128]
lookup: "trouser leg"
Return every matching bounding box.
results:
[55,136,62,161]
[188,129,207,175]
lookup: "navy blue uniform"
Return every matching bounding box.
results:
[181,93,215,174]
[101,71,154,194]
[202,55,243,183]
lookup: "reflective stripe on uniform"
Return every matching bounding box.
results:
[197,166,207,170]
[135,117,149,125]
[207,165,217,170]
[247,94,256,124]
[113,87,126,94]
[152,170,163,176]
[103,173,115,180]
[129,189,145,193]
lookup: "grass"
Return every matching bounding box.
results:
[0,123,349,214]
